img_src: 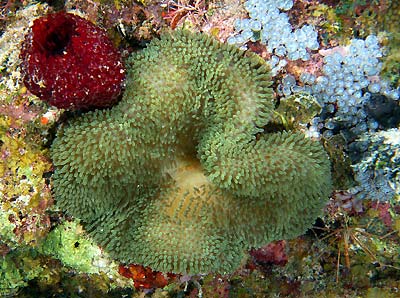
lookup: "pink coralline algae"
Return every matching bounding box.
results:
[20,11,125,110]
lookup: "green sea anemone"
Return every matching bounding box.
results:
[51,30,332,275]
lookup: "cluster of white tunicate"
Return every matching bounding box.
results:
[227,0,319,66]
[229,2,400,202]
[278,35,399,139]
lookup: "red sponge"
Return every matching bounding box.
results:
[20,11,125,110]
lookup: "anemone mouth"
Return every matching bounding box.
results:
[33,12,76,55]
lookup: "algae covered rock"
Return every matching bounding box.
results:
[51,30,332,275]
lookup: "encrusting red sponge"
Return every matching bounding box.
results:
[20,11,125,110]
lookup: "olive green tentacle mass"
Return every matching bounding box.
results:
[51,30,332,275]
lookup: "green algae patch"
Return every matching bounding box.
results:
[0,210,18,247]
[0,254,26,296]
[0,248,45,296]
[0,218,131,296]
[39,221,113,274]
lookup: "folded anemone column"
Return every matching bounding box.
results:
[51,30,332,275]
